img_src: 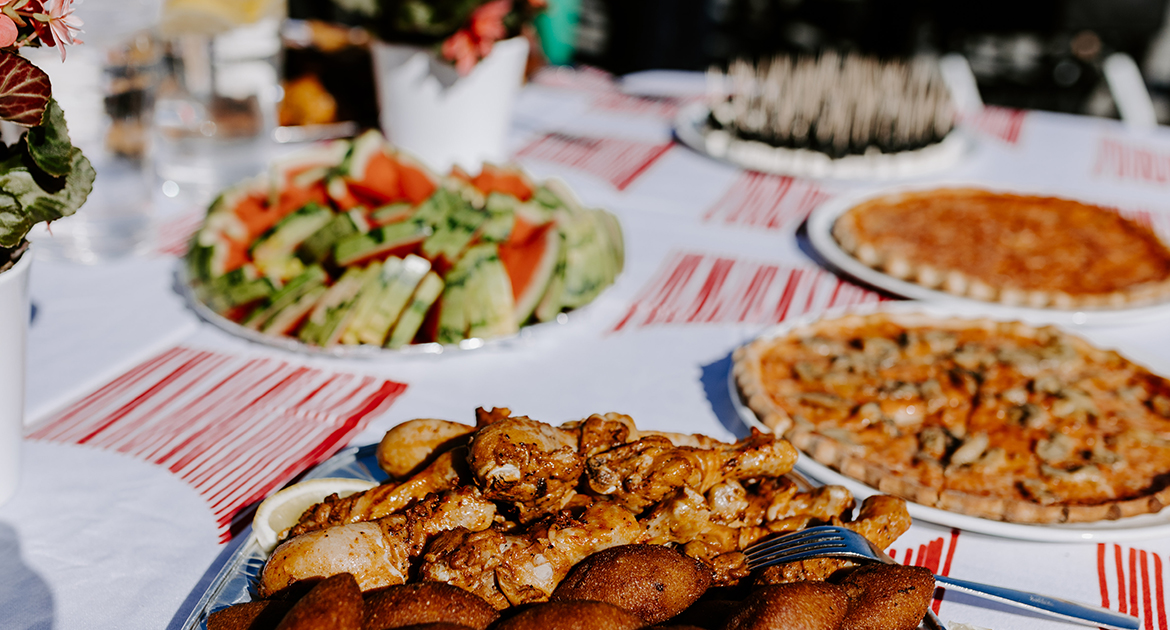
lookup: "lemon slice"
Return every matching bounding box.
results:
[252,477,378,553]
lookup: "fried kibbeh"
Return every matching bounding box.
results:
[722,582,850,630]
[392,624,474,630]
[208,600,293,630]
[363,582,499,630]
[388,618,470,622]
[552,544,711,624]
[838,565,935,630]
[275,573,363,630]
[493,601,647,630]
[665,600,739,629]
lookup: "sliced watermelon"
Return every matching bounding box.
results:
[298,265,372,346]
[268,138,350,202]
[471,164,535,201]
[499,223,560,325]
[386,271,444,349]
[396,153,439,204]
[246,265,329,331]
[344,254,431,346]
[343,129,439,205]
[533,229,568,323]
[370,202,414,226]
[334,220,432,268]
[263,285,328,336]
[464,245,518,340]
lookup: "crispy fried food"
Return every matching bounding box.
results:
[838,564,935,630]
[362,582,499,630]
[492,601,647,630]
[274,573,363,630]
[466,416,585,522]
[585,433,798,512]
[723,582,850,630]
[261,408,914,617]
[261,488,496,596]
[753,495,912,585]
[289,449,470,538]
[419,499,645,608]
[209,599,292,630]
[377,419,475,480]
[551,544,712,624]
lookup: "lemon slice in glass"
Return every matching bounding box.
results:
[252,477,379,553]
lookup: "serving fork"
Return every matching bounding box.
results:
[745,526,1140,630]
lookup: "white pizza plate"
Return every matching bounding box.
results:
[673,102,969,180]
[805,181,1170,327]
[728,300,1170,543]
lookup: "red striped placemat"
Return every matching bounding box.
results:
[960,106,1027,145]
[155,210,204,258]
[26,346,407,541]
[1093,137,1170,187]
[612,252,884,332]
[888,529,961,615]
[1099,543,1168,630]
[703,172,833,232]
[516,133,674,191]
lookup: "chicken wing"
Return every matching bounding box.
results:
[377,418,475,479]
[466,416,584,522]
[260,486,496,596]
[288,447,470,538]
[419,498,645,608]
[585,431,799,511]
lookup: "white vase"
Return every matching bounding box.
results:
[0,246,31,507]
[370,36,529,173]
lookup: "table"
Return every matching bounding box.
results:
[4,66,1170,630]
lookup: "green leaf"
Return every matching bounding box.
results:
[0,148,95,248]
[0,51,51,127]
[25,100,73,178]
[0,193,25,249]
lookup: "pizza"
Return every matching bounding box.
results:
[831,188,1170,309]
[733,310,1170,524]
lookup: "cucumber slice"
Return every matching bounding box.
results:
[298,266,372,346]
[244,265,328,331]
[298,209,370,264]
[251,202,334,278]
[348,255,431,346]
[261,285,328,337]
[334,220,431,268]
[386,271,444,349]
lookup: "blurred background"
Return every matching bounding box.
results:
[280,0,1170,125]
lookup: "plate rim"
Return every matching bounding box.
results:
[672,101,970,181]
[728,300,1170,543]
[804,181,1170,327]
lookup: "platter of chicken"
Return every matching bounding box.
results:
[184,408,936,630]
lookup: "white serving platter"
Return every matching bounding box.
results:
[729,300,1170,543]
[805,182,1170,327]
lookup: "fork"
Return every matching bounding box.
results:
[745,526,1140,630]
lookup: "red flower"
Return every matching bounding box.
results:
[441,29,479,76]
[469,0,511,49]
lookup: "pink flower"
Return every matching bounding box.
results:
[43,0,83,60]
[469,0,510,52]
[0,13,17,47]
[442,29,478,76]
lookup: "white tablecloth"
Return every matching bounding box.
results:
[4,67,1170,630]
